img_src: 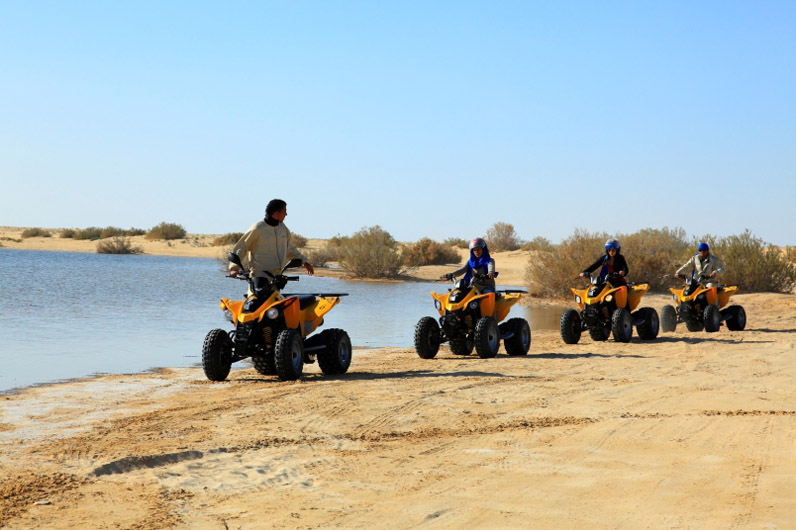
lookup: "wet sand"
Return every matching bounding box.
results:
[1,292,795,528]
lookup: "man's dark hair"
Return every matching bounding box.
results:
[265,199,287,218]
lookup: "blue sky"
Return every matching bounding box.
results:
[2,1,794,244]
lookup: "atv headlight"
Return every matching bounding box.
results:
[673,293,678,302]
[223,309,233,323]
[434,300,442,310]
[605,295,613,303]
[575,295,582,304]
[468,301,479,310]
[266,307,279,320]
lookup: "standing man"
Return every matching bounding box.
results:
[229,199,314,291]
[675,242,724,288]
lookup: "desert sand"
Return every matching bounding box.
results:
[1,227,795,529]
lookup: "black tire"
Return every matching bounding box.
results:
[685,318,704,332]
[636,307,659,340]
[588,325,610,342]
[611,308,633,343]
[449,337,474,356]
[503,318,531,356]
[660,304,677,333]
[317,328,352,375]
[202,329,233,382]
[414,317,441,359]
[474,317,500,358]
[560,309,582,344]
[725,305,746,331]
[274,329,304,381]
[252,355,276,376]
[704,304,721,333]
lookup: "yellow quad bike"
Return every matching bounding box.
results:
[414,273,531,359]
[202,253,351,382]
[560,272,659,344]
[661,274,746,333]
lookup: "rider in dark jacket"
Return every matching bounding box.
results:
[580,238,628,284]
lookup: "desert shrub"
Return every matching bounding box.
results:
[100,226,126,239]
[96,236,143,255]
[60,228,76,238]
[693,230,796,293]
[126,227,146,236]
[305,247,338,268]
[485,222,522,251]
[74,227,102,240]
[621,228,691,291]
[291,233,308,248]
[146,222,186,241]
[338,226,405,278]
[327,234,350,248]
[402,237,461,266]
[525,229,609,297]
[786,246,796,263]
[521,236,555,253]
[443,237,469,249]
[212,232,244,246]
[21,227,51,238]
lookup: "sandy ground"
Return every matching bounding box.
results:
[0,226,529,286]
[1,291,795,529]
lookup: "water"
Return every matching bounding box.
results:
[0,249,561,392]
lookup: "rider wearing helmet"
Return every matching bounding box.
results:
[441,237,496,294]
[674,242,724,289]
[579,238,628,284]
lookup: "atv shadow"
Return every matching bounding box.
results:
[313,369,538,382]
[749,327,796,334]
[528,352,646,359]
[655,336,774,345]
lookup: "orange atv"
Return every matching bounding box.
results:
[560,272,659,344]
[202,253,351,382]
[661,274,746,333]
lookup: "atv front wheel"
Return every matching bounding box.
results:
[636,307,659,340]
[474,317,500,358]
[611,308,633,343]
[588,325,610,342]
[685,318,704,332]
[502,318,531,356]
[274,329,304,381]
[560,309,582,344]
[725,305,746,331]
[317,328,352,375]
[660,304,677,333]
[704,305,721,333]
[202,329,233,382]
[252,355,276,376]
[449,337,474,356]
[414,317,441,359]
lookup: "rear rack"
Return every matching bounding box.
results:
[281,293,349,297]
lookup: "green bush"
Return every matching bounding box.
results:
[338,226,405,278]
[146,222,186,241]
[212,232,244,247]
[60,228,76,238]
[74,227,102,240]
[21,227,51,238]
[521,236,555,253]
[486,222,521,251]
[402,237,461,266]
[443,237,469,249]
[692,230,796,293]
[96,236,143,255]
[291,233,308,248]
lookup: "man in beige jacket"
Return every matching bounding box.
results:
[229,199,314,290]
[674,242,724,289]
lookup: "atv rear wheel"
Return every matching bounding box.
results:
[560,309,582,344]
[414,317,441,359]
[502,318,531,356]
[449,337,474,356]
[252,355,276,376]
[725,305,746,331]
[474,317,500,358]
[202,329,233,382]
[611,308,633,343]
[588,325,610,342]
[660,304,677,332]
[636,307,659,340]
[704,304,721,332]
[317,328,352,375]
[274,329,304,381]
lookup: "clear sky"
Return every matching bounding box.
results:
[2,1,794,245]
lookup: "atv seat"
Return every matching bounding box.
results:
[295,295,317,310]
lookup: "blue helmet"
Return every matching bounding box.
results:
[605,238,620,252]
[698,242,709,252]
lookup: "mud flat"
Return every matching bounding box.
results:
[1,292,794,528]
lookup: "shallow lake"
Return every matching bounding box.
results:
[0,249,563,392]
